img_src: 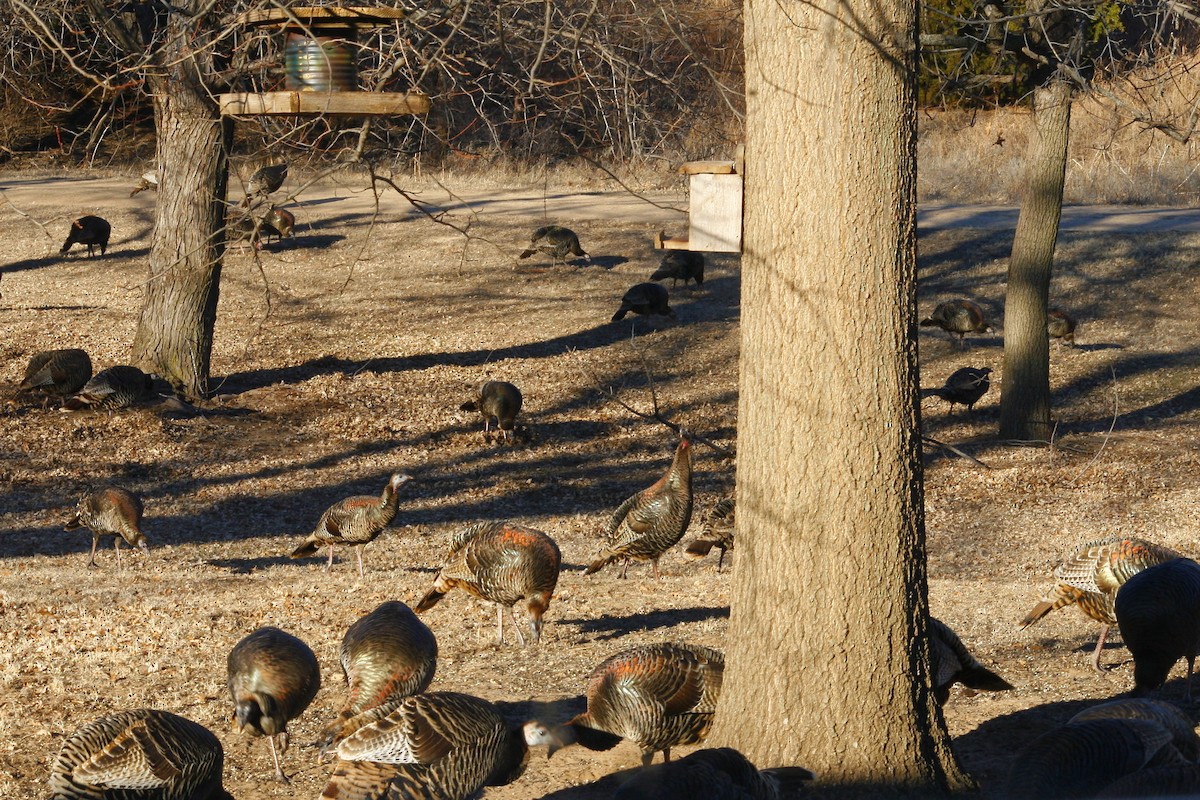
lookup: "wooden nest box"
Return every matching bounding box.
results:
[656,145,744,254]
[219,6,430,117]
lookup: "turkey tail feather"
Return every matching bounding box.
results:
[1019,600,1054,628]
[571,724,623,752]
[685,539,715,559]
[959,665,1016,693]
[414,586,446,613]
[290,539,320,558]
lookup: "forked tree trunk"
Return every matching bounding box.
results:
[708,0,969,791]
[999,77,1072,440]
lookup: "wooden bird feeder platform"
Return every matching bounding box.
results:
[655,146,744,254]
[218,6,430,118]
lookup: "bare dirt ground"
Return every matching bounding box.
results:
[1,172,1199,799]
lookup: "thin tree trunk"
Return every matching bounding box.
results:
[708,0,969,790]
[999,77,1072,440]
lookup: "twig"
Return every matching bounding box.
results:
[920,435,992,468]
[1069,367,1120,486]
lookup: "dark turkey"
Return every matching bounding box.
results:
[1021,536,1182,671]
[919,298,992,347]
[928,617,1013,704]
[130,170,158,197]
[227,626,320,782]
[64,486,148,569]
[61,215,111,258]
[48,708,233,800]
[650,251,705,287]
[1096,763,1200,798]
[1115,557,1200,699]
[518,225,590,265]
[1069,698,1200,761]
[529,642,723,767]
[62,365,154,411]
[241,162,288,206]
[612,282,675,323]
[459,380,522,443]
[1048,308,1078,345]
[587,436,693,579]
[19,348,93,399]
[260,206,295,242]
[290,473,412,576]
[415,521,562,647]
[319,692,535,800]
[921,366,992,413]
[612,747,814,800]
[684,496,735,573]
[320,600,438,754]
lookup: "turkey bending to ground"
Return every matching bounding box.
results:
[921,366,992,413]
[459,380,522,443]
[919,298,992,347]
[290,472,412,576]
[685,497,735,573]
[19,348,92,399]
[319,692,537,800]
[241,162,288,206]
[650,251,705,287]
[1115,557,1200,699]
[928,617,1013,704]
[518,225,590,265]
[260,206,294,243]
[1048,308,1078,345]
[1069,698,1200,761]
[227,626,320,783]
[587,436,693,579]
[320,600,438,754]
[64,486,147,569]
[527,642,723,767]
[48,708,234,800]
[62,365,154,411]
[613,747,814,800]
[130,170,158,197]
[61,215,111,258]
[612,282,675,322]
[1020,536,1182,672]
[1003,717,1187,800]
[415,521,561,647]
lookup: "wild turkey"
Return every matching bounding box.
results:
[1115,557,1200,699]
[1069,698,1200,761]
[64,486,148,568]
[527,642,723,767]
[612,282,675,323]
[1020,536,1182,672]
[19,348,92,399]
[60,215,111,258]
[587,436,693,579]
[62,365,154,411]
[415,521,562,647]
[1048,308,1078,345]
[459,380,522,443]
[320,600,438,754]
[919,298,992,347]
[319,692,536,800]
[241,162,288,206]
[1003,717,1186,800]
[130,170,158,197]
[227,626,321,782]
[928,617,1013,704]
[684,497,735,573]
[1096,763,1200,798]
[612,747,814,800]
[650,251,705,288]
[226,212,265,251]
[260,206,295,242]
[290,472,412,576]
[518,225,590,265]
[921,366,992,413]
[48,708,233,800]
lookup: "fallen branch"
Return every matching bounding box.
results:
[921,435,992,468]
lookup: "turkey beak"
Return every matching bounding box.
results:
[138,540,149,553]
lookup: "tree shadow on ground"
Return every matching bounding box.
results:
[560,606,729,641]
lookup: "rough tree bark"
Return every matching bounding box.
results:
[706,0,971,791]
[998,76,1073,440]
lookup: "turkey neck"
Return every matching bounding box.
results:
[371,481,406,522]
[668,440,693,490]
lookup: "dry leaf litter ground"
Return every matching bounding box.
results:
[1,173,1199,799]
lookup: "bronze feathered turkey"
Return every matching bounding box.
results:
[416,521,561,647]
[684,497,735,573]
[319,692,536,800]
[320,600,438,754]
[227,626,320,782]
[48,708,234,800]
[518,225,590,265]
[1069,698,1200,761]
[290,473,412,576]
[613,747,814,800]
[459,380,522,443]
[919,298,992,348]
[928,617,1013,704]
[527,642,724,767]
[612,282,675,323]
[649,251,705,288]
[62,365,154,411]
[1020,536,1181,671]
[1116,557,1200,699]
[64,486,148,568]
[921,366,992,413]
[61,215,111,258]
[1048,308,1078,345]
[241,162,287,207]
[260,206,294,243]
[587,436,693,579]
[19,348,92,399]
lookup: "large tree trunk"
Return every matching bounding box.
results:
[708,0,969,790]
[999,77,1072,440]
